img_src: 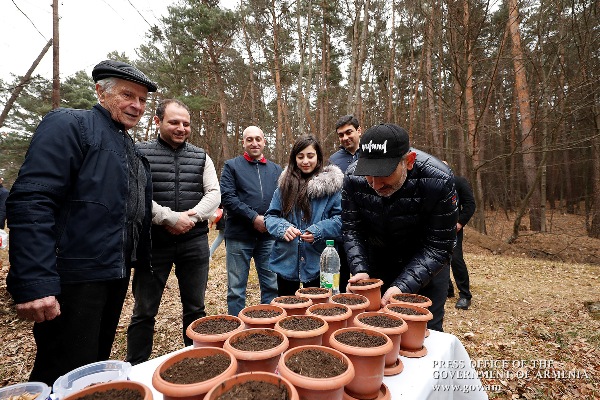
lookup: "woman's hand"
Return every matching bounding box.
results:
[283,225,302,242]
[299,231,314,243]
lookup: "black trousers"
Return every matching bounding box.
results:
[449,230,472,300]
[127,235,210,365]
[276,274,320,296]
[29,276,130,385]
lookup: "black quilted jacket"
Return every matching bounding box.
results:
[137,136,208,246]
[342,149,458,293]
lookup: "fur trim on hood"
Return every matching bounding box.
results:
[278,165,344,199]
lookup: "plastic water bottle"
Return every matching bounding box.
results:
[320,240,340,295]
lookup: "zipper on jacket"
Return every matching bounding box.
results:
[256,163,264,204]
[120,131,128,279]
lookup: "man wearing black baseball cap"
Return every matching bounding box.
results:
[342,123,458,333]
[6,59,156,384]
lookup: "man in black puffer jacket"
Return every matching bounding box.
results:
[126,99,220,364]
[343,124,458,332]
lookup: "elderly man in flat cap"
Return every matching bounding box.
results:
[6,60,157,385]
[342,124,458,334]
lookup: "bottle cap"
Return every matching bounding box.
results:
[326,239,335,246]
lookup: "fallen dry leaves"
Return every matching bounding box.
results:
[1,211,599,399]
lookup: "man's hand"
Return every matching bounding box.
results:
[167,210,197,235]
[381,286,402,308]
[16,296,61,323]
[347,272,370,292]
[253,215,267,233]
[283,226,302,242]
[457,222,463,232]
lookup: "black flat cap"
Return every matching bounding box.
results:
[92,60,157,92]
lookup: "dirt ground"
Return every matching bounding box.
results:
[1,209,599,399]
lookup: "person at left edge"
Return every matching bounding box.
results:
[126,99,220,365]
[5,60,156,385]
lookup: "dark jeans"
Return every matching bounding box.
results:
[276,274,320,296]
[126,234,209,365]
[449,230,472,300]
[30,277,130,385]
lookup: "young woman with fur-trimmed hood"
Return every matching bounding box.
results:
[265,135,344,295]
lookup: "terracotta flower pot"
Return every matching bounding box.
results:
[295,287,332,304]
[389,293,432,308]
[278,345,355,400]
[152,347,237,400]
[186,314,245,348]
[353,311,407,376]
[275,315,329,348]
[329,293,370,327]
[329,327,392,400]
[62,380,152,400]
[306,303,352,347]
[238,304,287,329]
[271,295,313,316]
[347,279,383,311]
[223,328,289,373]
[204,371,299,400]
[383,303,432,358]
[389,293,432,338]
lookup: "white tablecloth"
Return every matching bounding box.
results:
[129,330,488,400]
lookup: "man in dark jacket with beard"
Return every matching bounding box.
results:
[342,123,458,332]
[126,99,220,364]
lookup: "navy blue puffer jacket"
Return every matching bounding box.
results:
[342,149,458,293]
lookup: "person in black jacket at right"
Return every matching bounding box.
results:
[443,161,476,310]
[342,124,458,332]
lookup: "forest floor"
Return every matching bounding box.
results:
[1,208,599,399]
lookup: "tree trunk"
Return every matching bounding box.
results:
[0,39,52,128]
[52,0,60,109]
[508,0,542,232]
[425,10,441,159]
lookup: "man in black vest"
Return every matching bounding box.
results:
[126,99,220,364]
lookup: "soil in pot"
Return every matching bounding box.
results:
[187,315,245,348]
[205,371,299,400]
[224,328,289,373]
[275,315,328,348]
[384,304,432,358]
[192,317,241,335]
[354,313,407,376]
[330,328,392,400]
[295,287,331,304]
[271,296,313,316]
[307,303,352,347]
[75,388,143,400]
[239,305,287,329]
[279,315,325,331]
[334,330,387,347]
[278,345,355,400]
[229,332,283,351]
[285,348,348,377]
[309,305,348,317]
[390,293,431,306]
[347,279,383,312]
[215,381,289,400]
[62,381,152,400]
[330,293,370,327]
[160,354,231,384]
